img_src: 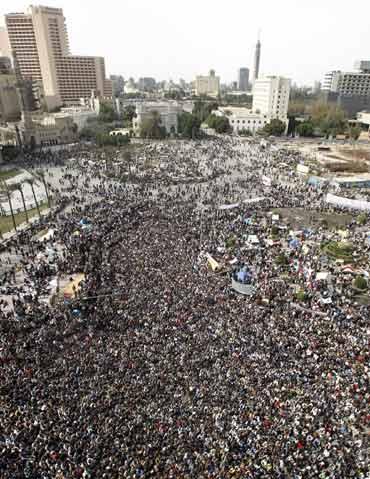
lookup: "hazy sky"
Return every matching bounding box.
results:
[1,0,369,85]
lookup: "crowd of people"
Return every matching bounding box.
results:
[0,137,369,478]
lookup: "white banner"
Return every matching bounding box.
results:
[326,193,370,211]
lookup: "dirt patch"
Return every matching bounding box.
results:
[274,208,353,230]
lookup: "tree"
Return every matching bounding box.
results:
[354,276,367,290]
[14,182,29,223]
[263,119,286,136]
[296,121,314,137]
[177,112,201,139]
[26,178,41,218]
[98,102,117,123]
[36,170,51,208]
[140,111,167,139]
[309,102,347,137]
[193,101,218,123]
[348,126,361,140]
[206,114,231,134]
[1,181,17,232]
[122,105,137,125]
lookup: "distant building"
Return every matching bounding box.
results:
[110,75,125,97]
[252,37,261,84]
[133,101,182,135]
[0,57,12,75]
[322,62,370,96]
[0,74,20,122]
[195,70,220,97]
[138,77,156,91]
[238,68,249,91]
[216,106,269,134]
[252,76,291,121]
[5,5,112,110]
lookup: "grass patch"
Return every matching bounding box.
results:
[323,241,353,262]
[0,202,48,235]
[0,169,19,180]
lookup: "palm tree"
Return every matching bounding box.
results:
[1,180,17,232]
[26,178,41,218]
[14,182,29,223]
[36,170,51,208]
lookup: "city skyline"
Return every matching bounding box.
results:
[1,0,370,85]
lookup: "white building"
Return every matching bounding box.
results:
[252,76,291,121]
[195,70,220,97]
[322,62,370,96]
[133,101,182,135]
[59,106,97,130]
[216,107,270,134]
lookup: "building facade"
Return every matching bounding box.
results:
[133,101,182,135]
[238,68,249,91]
[216,107,269,134]
[5,5,112,110]
[195,70,220,97]
[252,76,291,121]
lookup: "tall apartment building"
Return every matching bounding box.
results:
[5,5,112,110]
[252,76,290,121]
[238,68,249,91]
[195,70,220,98]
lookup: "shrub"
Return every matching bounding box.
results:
[276,253,289,265]
[354,276,368,291]
[295,289,308,301]
[357,213,367,226]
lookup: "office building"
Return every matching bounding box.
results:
[5,5,112,110]
[238,68,249,91]
[195,70,220,97]
[322,62,370,96]
[252,37,261,84]
[252,76,291,121]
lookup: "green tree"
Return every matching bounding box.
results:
[140,111,167,139]
[14,182,29,223]
[238,128,253,136]
[296,121,314,137]
[309,102,347,137]
[206,114,231,134]
[1,181,17,232]
[98,102,117,123]
[193,101,218,122]
[263,119,286,136]
[348,126,361,140]
[26,178,41,218]
[354,276,367,290]
[177,112,201,139]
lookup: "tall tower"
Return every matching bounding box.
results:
[252,33,261,84]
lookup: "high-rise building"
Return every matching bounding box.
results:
[238,68,249,91]
[5,5,112,110]
[195,70,220,97]
[252,37,261,84]
[0,27,11,58]
[252,76,291,121]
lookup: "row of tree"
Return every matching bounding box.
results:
[0,174,50,233]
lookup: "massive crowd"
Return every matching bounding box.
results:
[0,137,369,478]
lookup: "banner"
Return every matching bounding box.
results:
[231,278,255,295]
[326,193,370,211]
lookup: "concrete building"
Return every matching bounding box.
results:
[0,27,11,58]
[133,101,182,135]
[195,70,220,97]
[252,76,291,121]
[0,74,21,122]
[0,57,12,75]
[59,106,97,130]
[5,5,112,110]
[252,38,261,84]
[216,106,269,134]
[238,68,249,91]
